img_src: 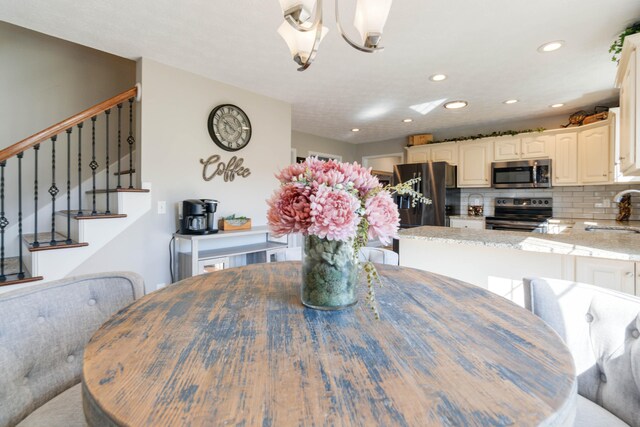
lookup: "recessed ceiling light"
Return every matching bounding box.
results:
[504,99,519,104]
[430,74,447,82]
[444,101,468,110]
[550,103,564,108]
[538,40,564,53]
[351,128,360,132]
[402,118,413,123]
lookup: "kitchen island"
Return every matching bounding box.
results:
[399,219,640,305]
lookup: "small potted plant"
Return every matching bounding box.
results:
[218,214,252,231]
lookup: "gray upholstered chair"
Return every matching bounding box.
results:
[0,272,145,427]
[358,247,399,265]
[523,277,640,427]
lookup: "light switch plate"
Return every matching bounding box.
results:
[157,201,166,214]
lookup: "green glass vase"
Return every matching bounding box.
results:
[301,235,358,310]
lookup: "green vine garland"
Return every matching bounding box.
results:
[610,21,640,63]
[408,128,545,147]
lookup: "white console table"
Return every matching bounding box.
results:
[172,226,288,281]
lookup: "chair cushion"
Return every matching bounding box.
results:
[575,395,629,427]
[16,383,87,427]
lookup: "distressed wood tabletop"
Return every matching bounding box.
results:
[82,262,576,426]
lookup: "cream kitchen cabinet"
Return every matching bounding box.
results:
[579,125,611,184]
[430,142,458,165]
[493,137,521,161]
[406,143,458,165]
[458,140,493,187]
[493,135,552,161]
[616,33,640,176]
[521,135,554,159]
[575,257,636,295]
[553,132,579,185]
[406,145,430,163]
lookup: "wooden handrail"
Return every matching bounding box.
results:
[0,86,139,162]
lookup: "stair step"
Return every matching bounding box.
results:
[56,210,128,220]
[23,233,89,252]
[113,169,135,176]
[86,188,150,194]
[0,257,43,287]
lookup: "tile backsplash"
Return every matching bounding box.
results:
[459,183,640,221]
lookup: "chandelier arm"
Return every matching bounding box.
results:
[297,0,324,70]
[284,0,323,32]
[334,0,384,53]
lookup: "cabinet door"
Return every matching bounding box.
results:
[521,135,553,159]
[407,146,430,163]
[579,125,610,183]
[619,49,637,174]
[554,133,579,185]
[493,138,520,161]
[459,141,492,187]
[431,143,458,165]
[576,257,635,295]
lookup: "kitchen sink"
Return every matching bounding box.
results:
[584,225,640,234]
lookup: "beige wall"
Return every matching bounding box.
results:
[0,21,135,147]
[72,59,291,289]
[292,131,356,163]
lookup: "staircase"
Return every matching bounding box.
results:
[0,85,150,291]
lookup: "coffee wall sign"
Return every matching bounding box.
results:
[200,155,251,182]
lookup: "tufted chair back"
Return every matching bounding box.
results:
[523,277,640,426]
[358,247,399,265]
[0,272,144,427]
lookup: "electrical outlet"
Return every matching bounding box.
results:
[603,199,611,208]
[158,201,166,214]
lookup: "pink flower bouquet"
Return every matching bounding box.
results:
[267,157,429,317]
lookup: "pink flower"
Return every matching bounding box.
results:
[267,184,312,236]
[365,191,400,245]
[339,162,380,196]
[275,162,307,184]
[308,185,361,241]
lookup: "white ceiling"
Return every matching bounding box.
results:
[1,0,638,144]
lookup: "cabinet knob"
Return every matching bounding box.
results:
[603,174,607,177]
[620,156,626,160]
[626,271,633,277]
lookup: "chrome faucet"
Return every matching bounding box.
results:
[613,189,640,202]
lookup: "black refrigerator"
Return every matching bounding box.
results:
[392,162,460,228]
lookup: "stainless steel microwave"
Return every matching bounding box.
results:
[491,159,551,189]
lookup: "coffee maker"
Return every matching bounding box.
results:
[180,199,219,235]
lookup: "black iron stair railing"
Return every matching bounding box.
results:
[0,85,140,286]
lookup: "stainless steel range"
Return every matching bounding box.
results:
[485,197,553,232]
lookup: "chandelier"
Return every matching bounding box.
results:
[277,0,393,71]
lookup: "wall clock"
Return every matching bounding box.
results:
[207,104,252,151]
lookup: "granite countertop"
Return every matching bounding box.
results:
[448,215,486,221]
[399,219,640,261]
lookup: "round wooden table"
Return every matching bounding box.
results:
[83,262,576,426]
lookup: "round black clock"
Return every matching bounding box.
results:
[207,104,252,151]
